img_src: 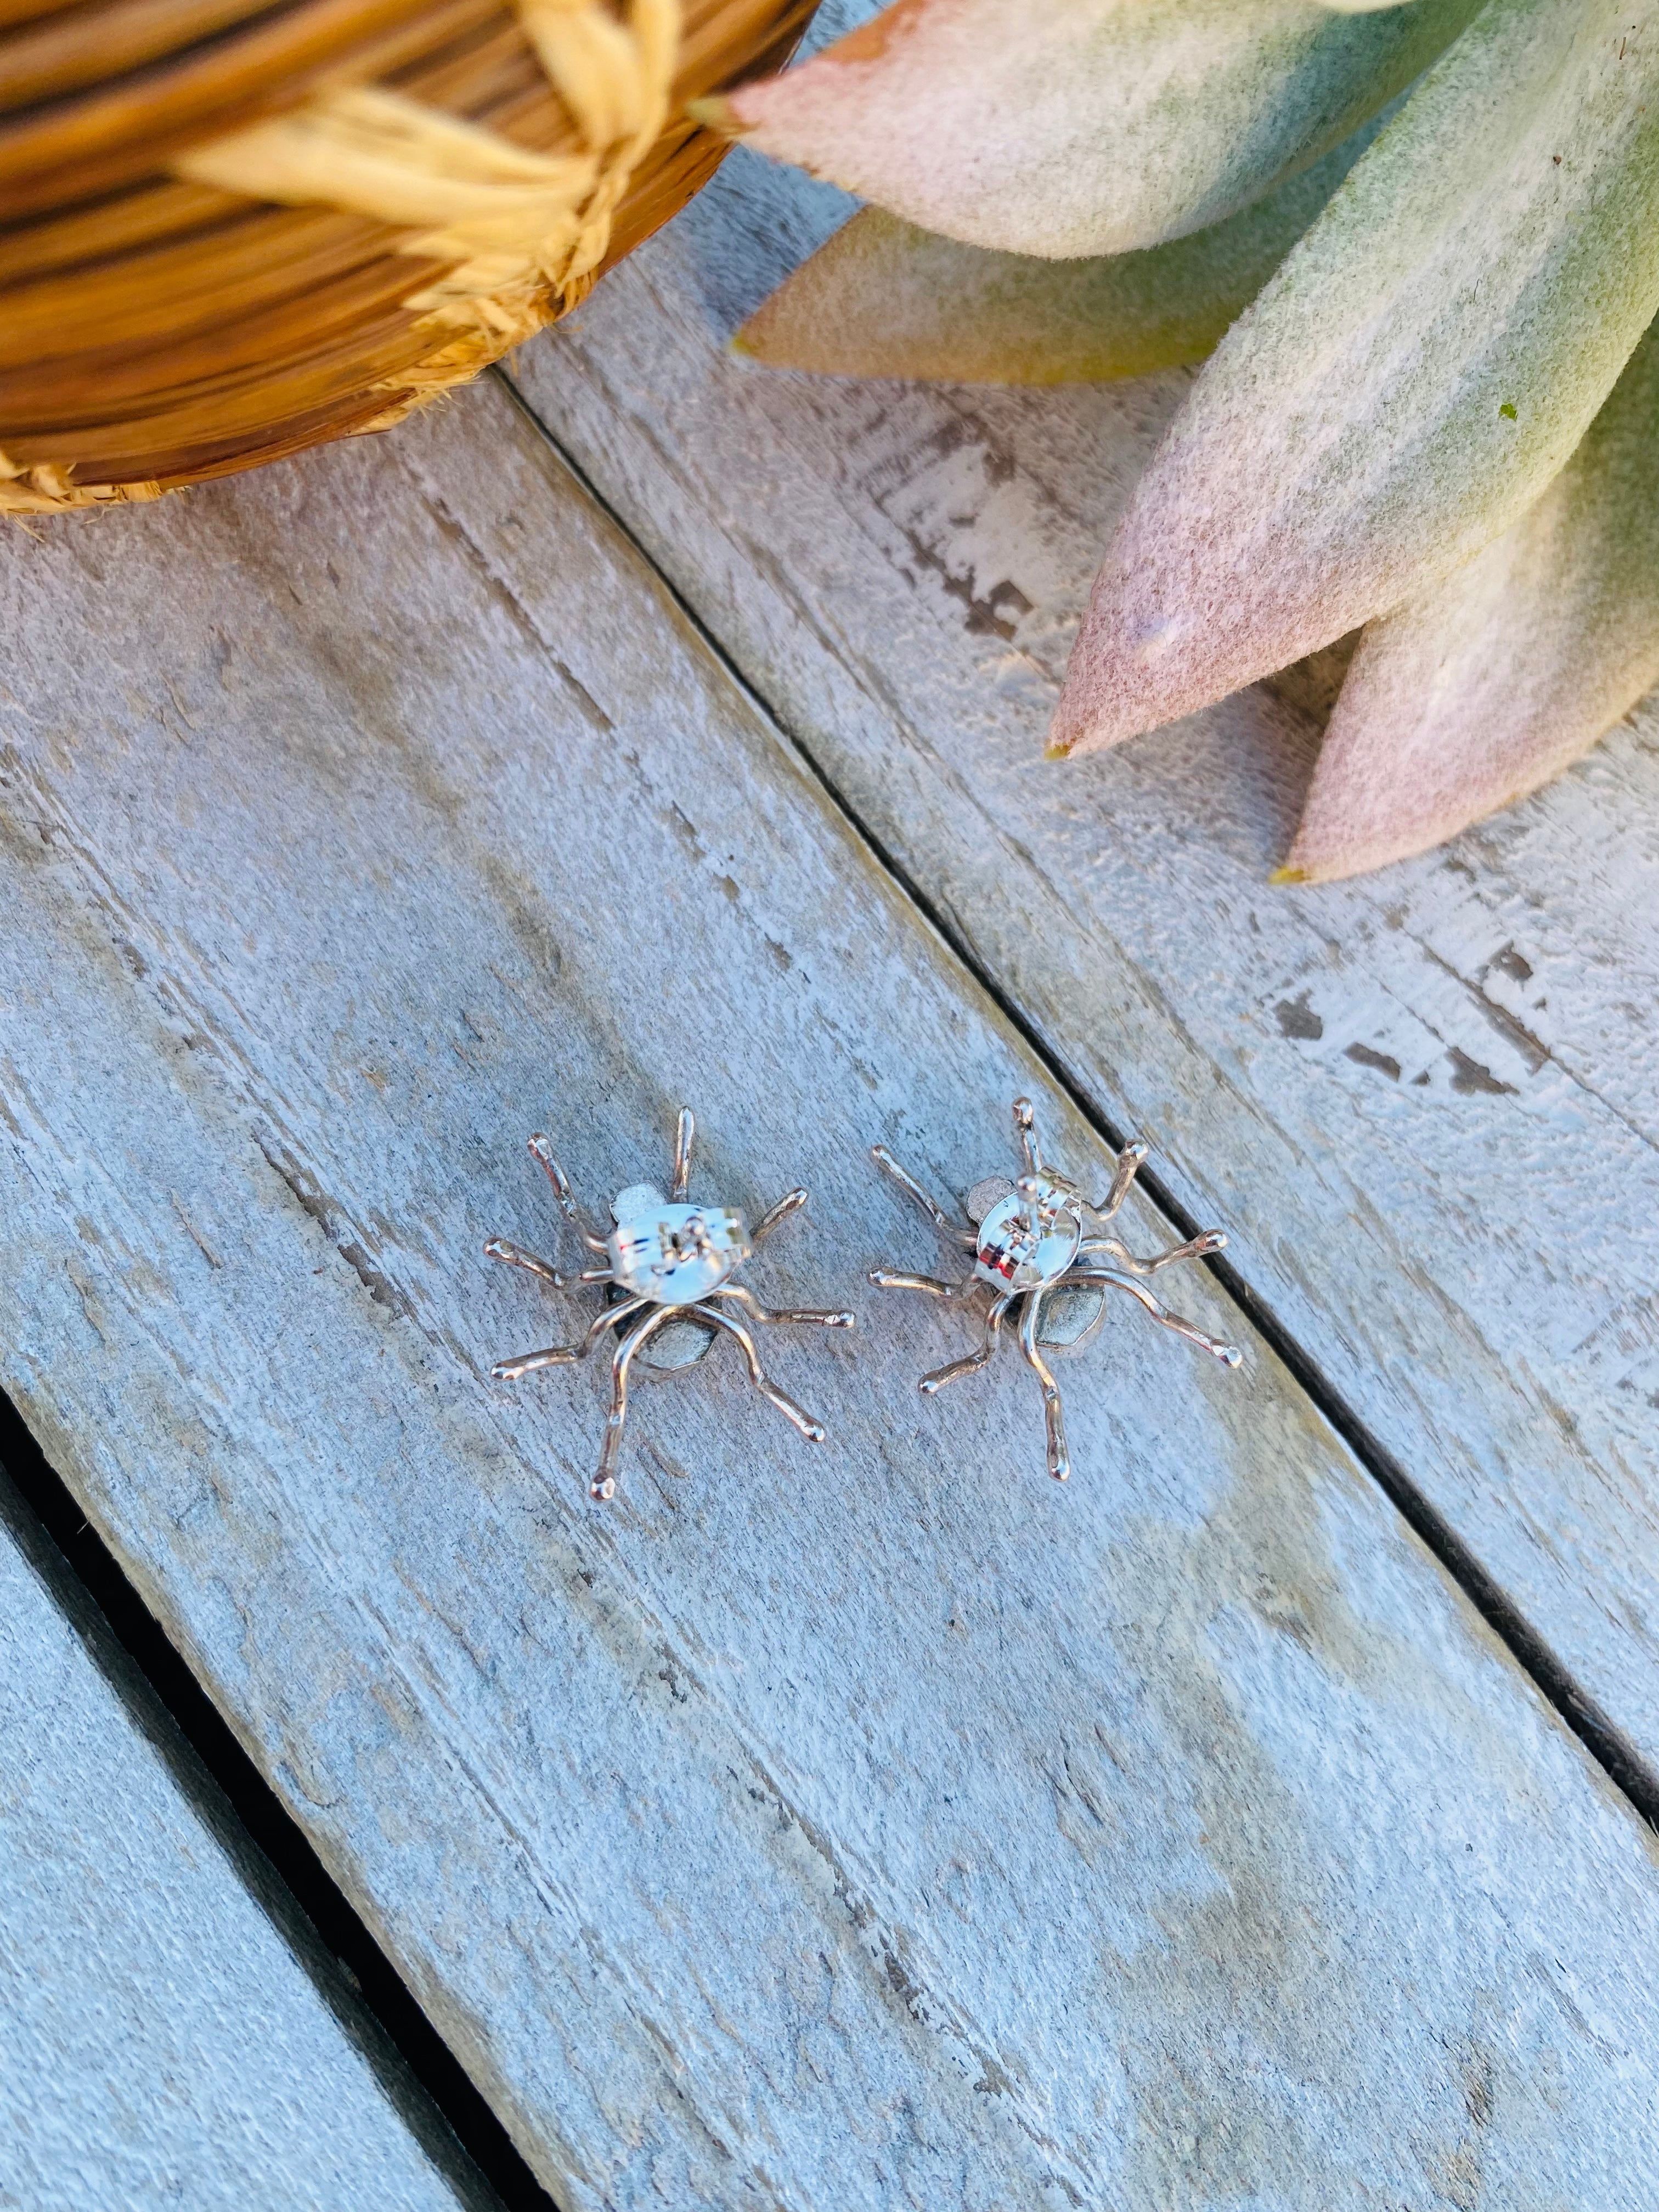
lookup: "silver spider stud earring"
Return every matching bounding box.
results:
[870,1097,1242,1483]
[486,1106,854,1500]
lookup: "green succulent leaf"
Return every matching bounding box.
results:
[1280,319,1659,883]
[705,0,1482,259]
[1050,0,1659,759]
[732,125,1380,385]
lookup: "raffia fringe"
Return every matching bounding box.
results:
[1,453,165,515]
[5,0,678,512]
[179,0,680,411]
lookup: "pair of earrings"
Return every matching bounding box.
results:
[486,1098,1242,1500]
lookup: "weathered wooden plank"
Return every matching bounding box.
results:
[3,376,1659,2207]
[0,1468,483,2212]
[509,104,1659,1772]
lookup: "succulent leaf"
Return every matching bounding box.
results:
[733,125,1380,385]
[1281,319,1659,883]
[708,0,1482,259]
[1050,0,1659,760]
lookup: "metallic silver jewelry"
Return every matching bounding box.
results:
[870,1097,1242,1483]
[487,1107,854,1500]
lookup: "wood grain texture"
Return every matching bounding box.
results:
[3,373,1659,2206]
[0,1470,481,2212]
[508,114,1659,1773]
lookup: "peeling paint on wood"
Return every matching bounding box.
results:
[2,379,1659,2204]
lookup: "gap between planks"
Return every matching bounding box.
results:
[0,1384,554,2212]
[491,362,1659,1836]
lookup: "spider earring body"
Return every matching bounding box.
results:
[871,1098,1242,1483]
[487,1108,853,1500]
[607,1194,749,1305]
[972,1177,1082,1293]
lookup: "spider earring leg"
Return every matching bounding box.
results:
[1082,1269,1243,1368]
[670,1107,695,1203]
[698,1305,827,1442]
[490,1295,648,1382]
[528,1133,608,1253]
[871,1145,978,1249]
[595,1305,681,1499]
[483,1238,565,1287]
[868,1268,965,1299]
[1013,1096,1045,1178]
[921,1290,1011,1395]
[1079,1227,1227,1276]
[709,1283,854,1330]
[751,1188,809,1248]
[1018,1290,1070,1481]
[1088,1138,1149,1223]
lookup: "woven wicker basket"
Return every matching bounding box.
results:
[0,0,806,512]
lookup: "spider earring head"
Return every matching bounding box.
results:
[486,1107,854,1500]
[870,1097,1241,1483]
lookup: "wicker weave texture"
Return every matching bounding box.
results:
[0,0,808,509]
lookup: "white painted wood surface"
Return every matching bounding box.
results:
[4,376,1659,2206]
[511,115,1659,1774]
[0,1471,479,2212]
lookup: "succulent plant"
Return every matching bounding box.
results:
[706,1,1659,881]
